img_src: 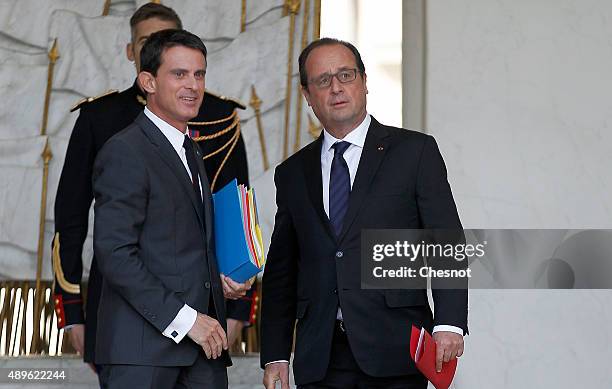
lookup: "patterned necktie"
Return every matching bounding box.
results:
[183,135,203,203]
[329,141,351,237]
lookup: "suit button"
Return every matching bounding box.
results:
[333,289,338,294]
[336,251,343,258]
[205,281,211,289]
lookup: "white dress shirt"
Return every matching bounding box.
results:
[144,107,198,344]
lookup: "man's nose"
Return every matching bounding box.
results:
[329,75,344,93]
[185,74,202,90]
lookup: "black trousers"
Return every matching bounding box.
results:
[99,352,227,389]
[299,321,427,389]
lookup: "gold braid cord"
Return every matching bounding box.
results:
[206,123,241,192]
[191,114,239,142]
[51,233,80,294]
[188,110,236,127]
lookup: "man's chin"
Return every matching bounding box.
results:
[180,109,200,121]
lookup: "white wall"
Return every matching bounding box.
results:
[424,1,612,387]
[321,0,402,128]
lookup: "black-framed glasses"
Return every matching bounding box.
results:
[309,68,360,89]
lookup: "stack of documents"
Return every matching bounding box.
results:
[213,179,265,283]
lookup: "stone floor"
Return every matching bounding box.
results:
[0,354,292,388]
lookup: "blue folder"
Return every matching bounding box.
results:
[212,179,261,283]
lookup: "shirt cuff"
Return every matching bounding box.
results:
[432,324,464,336]
[265,360,289,366]
[162,304,197,344]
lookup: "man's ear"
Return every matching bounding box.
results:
[363,72,368,94]
[138,71,156,94]
[126,42,135,62]
[301,85,311,107]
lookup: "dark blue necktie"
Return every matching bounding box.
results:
[183,135,203,202]
[329,141,351,237]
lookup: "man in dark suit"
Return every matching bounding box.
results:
[93,29,249,388]
[52,3,255,378]
[261,38,468,388]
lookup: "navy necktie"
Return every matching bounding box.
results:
[329,141,351,237]
[183,135,203,203]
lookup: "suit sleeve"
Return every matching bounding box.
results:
[415,135,468,334]
[92,138,185,333]
[52,109,95,328]
[260,167,299,368]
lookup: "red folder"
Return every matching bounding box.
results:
[410,325,457,389]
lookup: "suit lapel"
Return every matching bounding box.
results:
[338,117,390,242]
[135,113,206,228]
[303,135,336,240]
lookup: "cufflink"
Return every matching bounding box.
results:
[171,330,178,338]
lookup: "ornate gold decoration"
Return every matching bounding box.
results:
[249,86,269,171]
[241,0,247,32]
[191,114,239,141]
[31,140,53,353]
[189,110,236,126]
[1,280,62,356]
[51,233,81,295]
[293,0,310,153]
[136,94,147,106]
[70,89,119,112]
[313,0,321,40]
[102,0,111,16]
[41,39,58,135]
[32,38,58,351]
[308,114,322,139]
[283,0,301,160]
[205,123,241,192]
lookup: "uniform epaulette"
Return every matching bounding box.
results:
[70,89,119,112]
[205,89,246,110]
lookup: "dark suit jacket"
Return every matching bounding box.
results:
[92,112,228,366]
[52,81,252,362]
[260,117,468,385]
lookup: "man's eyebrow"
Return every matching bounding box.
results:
[314,66,353,77]
[168,68,207,73]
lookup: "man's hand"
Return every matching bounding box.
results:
[432,331,464,372]
[187,312,228,359]
[263,361,289,389]
[220,274,252,300]
[67,324,85,356]
[66,324,97,373]
[226,318,245,347]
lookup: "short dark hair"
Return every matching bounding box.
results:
[298,37,366,89]
[130,3,182,33]
[140,29,207,76]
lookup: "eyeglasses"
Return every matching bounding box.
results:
[309,68,360,89]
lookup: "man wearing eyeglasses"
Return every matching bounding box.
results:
[261,38,468,388]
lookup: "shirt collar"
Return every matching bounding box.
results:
[144,107,188,154]
[322,113,371,153]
